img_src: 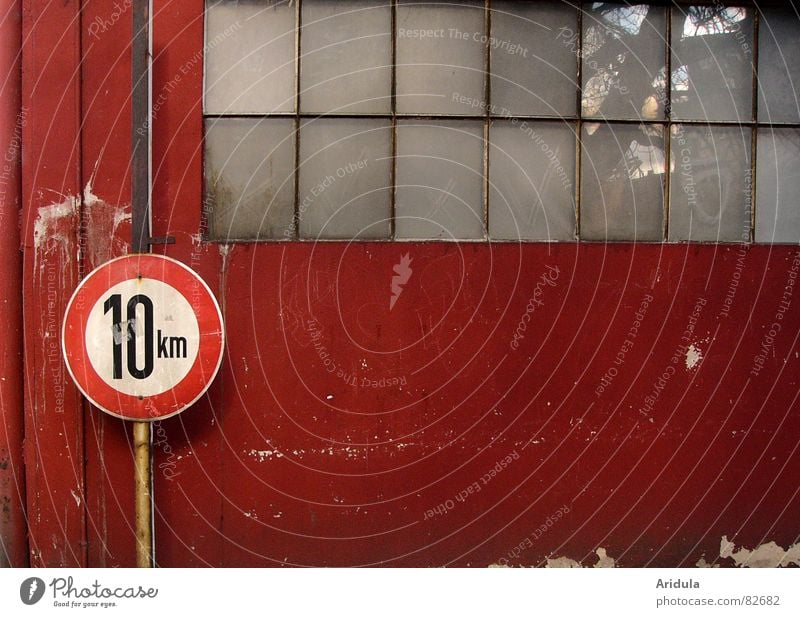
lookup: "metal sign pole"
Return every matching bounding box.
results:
[131,0,153,568]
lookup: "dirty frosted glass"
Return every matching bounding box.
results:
[489,121,576,240]
[298,119,392,239]
[670,6,754,121]
[205,118,295,240]
[581,3,667,120]
[669,125,751,242]
[490,1,578,117]
[580,123,665,241]
[756,129,800,244]
[396,0,486,115]
[395,120,485,239]
[758,8,800,123]
[205,0,296,114]
[300,1,391,114]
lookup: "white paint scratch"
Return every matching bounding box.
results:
[112,319,135,344]
[33,197,78,273]
[720,536,800,568]
[83,181,131,266]
[247,448,284,462]
[70,490,81,508]
[33,198,75,242]
[685,344,703,370]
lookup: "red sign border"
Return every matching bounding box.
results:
[62,254,225,421]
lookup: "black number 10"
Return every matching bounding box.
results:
[103,293,154,380]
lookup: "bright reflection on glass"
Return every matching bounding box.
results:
[682,6,746,37]
[592,2,649,35]
[618,139,665,180]
[582,3,667,120]
[670,6,753,121]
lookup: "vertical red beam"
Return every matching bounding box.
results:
[80,0,136,567]
[20,0,86,566]
[0,0,27,568]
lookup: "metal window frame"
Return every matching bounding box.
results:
[201,0,800,244]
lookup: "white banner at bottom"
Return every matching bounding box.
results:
[0,568,797,616]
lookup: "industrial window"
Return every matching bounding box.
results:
[203,1,800,243]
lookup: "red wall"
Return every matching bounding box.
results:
[13,0,800,567]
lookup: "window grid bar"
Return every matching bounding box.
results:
[483,0,492,240]
[390,0,398,241]
[663,4,673,242]
[203,113,800,129]
[574,2,583,240]
[292,0,302,240]
[749,8,760,243]
[202,1,798,244]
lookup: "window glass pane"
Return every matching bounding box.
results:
[489,120,575,240]
[396,0,486,115]
[756,129,800,244]
[580,123,665,241]
[205,0,296,114]
[300,1,391,114]
[670,6,754,121]
[758,7,800,123]
[669,125,751,242]
[204,118,295,240]
[581,3,667,120]
[395,120,485,239]
[298,119,392,239]
[490,1,577,117]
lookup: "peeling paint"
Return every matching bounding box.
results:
[546,548,616,568]
[720,536,800,568]
[33,197,78,274]
[685,344,703,370]
[69,490,80,508]
[83,181,131,266]
[594,547,616,568]
[546,556,582,568]
[695,556,719,568]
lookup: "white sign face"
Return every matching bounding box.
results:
[84,278,200,397]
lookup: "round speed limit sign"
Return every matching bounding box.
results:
[62,254,225,421]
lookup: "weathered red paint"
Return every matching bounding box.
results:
[17,0,800,567]
[144,242,799,567]
[0,0,27,568]
[21,0,86,567]
[80,0,137,567]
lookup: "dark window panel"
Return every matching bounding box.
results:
[669,124,751,242]
[580,122,665,241]
[204,118,296,240]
